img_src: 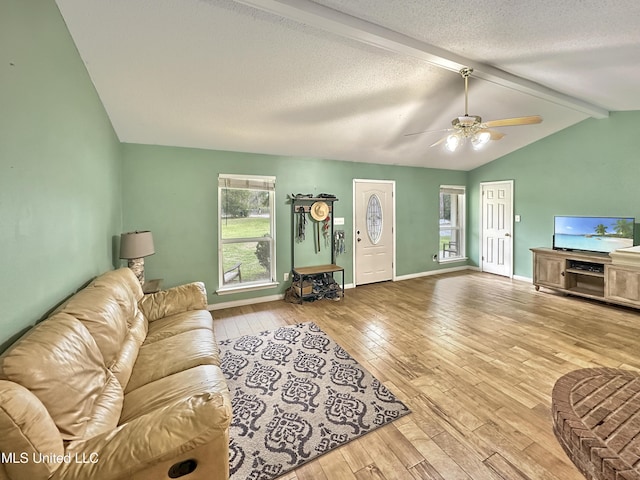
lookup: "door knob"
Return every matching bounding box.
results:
[505,232,511,237]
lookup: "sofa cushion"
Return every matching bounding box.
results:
[83,370,124,440]
[59,269,143,367]
[0,381,64,479]
[109,311,148,389]
[58,286,129,368]
[89,267,144,306]
[0,313,108,440]
[58,389,231,480]
[121,364,230,424]
[145,310,214,344]
[125,329,220,393]
[138,282,207,322]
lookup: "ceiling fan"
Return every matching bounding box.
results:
[406,67,543,152]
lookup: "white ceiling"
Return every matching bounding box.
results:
[55,0,640,171]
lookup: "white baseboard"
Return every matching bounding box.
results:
[512,274,533,283]
[208,293,284,311]
[395,265,479,281]
[209,283,356,311]
[210,267,522,310]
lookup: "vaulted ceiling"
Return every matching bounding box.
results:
[55,0,640,170]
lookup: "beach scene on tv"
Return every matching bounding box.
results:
[554,216,635,253]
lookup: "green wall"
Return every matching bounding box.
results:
[468,111,640,279]
[121,144,467,305]
[0,0,122,348]
[6,0,640,351]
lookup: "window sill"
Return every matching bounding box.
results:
[216,281,280,295]
[439,256,468,264]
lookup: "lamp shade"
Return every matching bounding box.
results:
[119,231,155,259]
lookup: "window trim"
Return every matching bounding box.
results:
[216,174,277,294]
[438,185,467,263]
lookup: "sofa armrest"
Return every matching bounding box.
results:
[139,282,208,322]
[52,391,231,480]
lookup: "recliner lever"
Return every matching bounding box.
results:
[168,459,198,478]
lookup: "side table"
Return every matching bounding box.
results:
[143,278,163,294]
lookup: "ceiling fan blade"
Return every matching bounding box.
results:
[483,128,505,140]
[404,70,541,143]
[429,136,448,148]
[484,115,543,128]
[404,127,451,137]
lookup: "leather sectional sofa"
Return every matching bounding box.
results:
[0,268,231,480]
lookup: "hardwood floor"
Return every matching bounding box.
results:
[213,271,640,480]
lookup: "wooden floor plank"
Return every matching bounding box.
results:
[407,460,446,480]
[354,464,389,480]
[211,271,639,480]
[356,430,415,480]
[317,449,358,480]
[483,452,531,480]
[430,430,504,480]
[339,437,375,473]
[374,423,424,469]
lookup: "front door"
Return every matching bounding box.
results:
[481,181,513,277]
[354,180,394,285]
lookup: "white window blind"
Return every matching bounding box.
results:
[440,186,465,196]
[218,175,275,191]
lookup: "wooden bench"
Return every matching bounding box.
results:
[223,262,242,284]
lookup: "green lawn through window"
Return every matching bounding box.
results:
[222,217,271,283]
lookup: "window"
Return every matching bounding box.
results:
[439,185,466,262]
[218,174,276,291]
[366,194,383,244]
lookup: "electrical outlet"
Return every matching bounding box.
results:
[284,272,289,282]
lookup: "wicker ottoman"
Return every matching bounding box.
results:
[552,368,640,480]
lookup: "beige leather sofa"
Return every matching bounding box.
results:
[0,268,231,480]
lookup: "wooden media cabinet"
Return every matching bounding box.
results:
[531,247,640,309]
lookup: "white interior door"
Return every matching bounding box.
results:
[354,180,394,286]
[481,181,513,277]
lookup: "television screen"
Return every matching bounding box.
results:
[553,216,635,254]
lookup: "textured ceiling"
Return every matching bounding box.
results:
[54,0,640,170]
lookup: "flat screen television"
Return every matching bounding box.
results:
[553,216,635,254]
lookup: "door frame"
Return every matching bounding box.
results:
[479,180,514,278]
[352,179,397,285]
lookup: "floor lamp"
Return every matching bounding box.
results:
[119,231,155,285]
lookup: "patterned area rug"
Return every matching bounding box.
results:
[219,322,411,480]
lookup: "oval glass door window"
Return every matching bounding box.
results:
[366,194,383,244]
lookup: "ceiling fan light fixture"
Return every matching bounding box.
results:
[457,115,477,127]
[445,134,460,152]
[405,68,542,153]
[471,131,491,149]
